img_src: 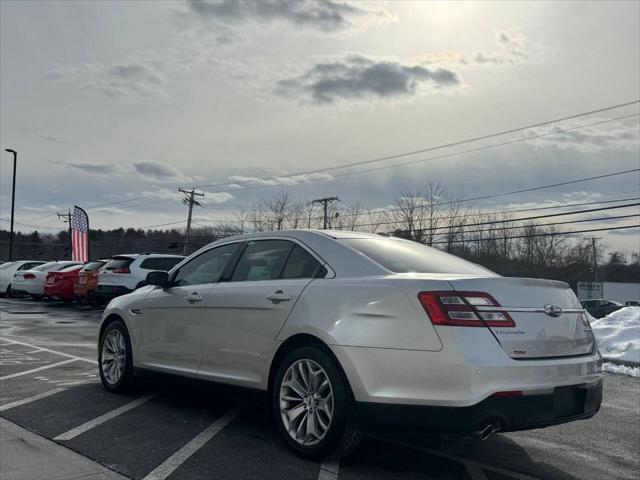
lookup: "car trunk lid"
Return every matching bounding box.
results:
[448,277,594,359]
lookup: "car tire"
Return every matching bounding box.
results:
[9,287,22,298]
[99,320,134,393]
[272,346,364,460]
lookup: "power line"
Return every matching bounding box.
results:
[196,103,639,191]
[418,213,638,237]
[17,108,637,227]
[391,202,640,234]
[429,224,639,245]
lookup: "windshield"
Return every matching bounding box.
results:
[341,237,496,275]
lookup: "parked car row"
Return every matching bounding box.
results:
[0,254,184,305]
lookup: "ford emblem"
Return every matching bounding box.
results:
[544,304,562,317]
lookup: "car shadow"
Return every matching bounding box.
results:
[131,372,580,480]
[376,431,582,480]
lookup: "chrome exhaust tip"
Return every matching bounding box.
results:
[472,422,502,441]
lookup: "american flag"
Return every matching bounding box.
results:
[71,206,90,262]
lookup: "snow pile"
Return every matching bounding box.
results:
[589,307,640,372]
[602,362,640,378]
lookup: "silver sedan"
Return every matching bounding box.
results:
[98,230,602,459]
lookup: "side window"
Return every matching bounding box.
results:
[230,240,293,282]
[281,245,324,279]
[174,243,238,286]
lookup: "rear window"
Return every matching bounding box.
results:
[60,265,84,272]
[81,261,105,272]
[139,257,183,271]
[341,237,495,275]
[103,257,134,271]
[33,262,57,271]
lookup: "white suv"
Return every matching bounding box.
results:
[96,254,185,303]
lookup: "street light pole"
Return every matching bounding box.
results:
[4,149,17,261]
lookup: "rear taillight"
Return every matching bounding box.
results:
[491,390,524,398]
[112,268,130,274]
[23,273,36,280]
[418,291,515,327]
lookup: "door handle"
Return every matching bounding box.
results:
[186,292,203,303]
[266,290,291,303]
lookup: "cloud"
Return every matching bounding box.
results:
[68,162,119,175]
[186,0,394,33]
[22,125,67,145]
[20,204,60,213]
[93,207,133,216]
[203,192,235,204]
[525,118,640,152]
[134,161,192,182]
[418,28,543,68]
[228,172,334,186]
[275,53,460,104]
[47,60,171,99]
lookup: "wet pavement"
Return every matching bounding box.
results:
[0,296,638,480]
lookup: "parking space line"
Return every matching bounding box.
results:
[318,459,339,480]
[54,393,157,441]
[0,358,77,380]
[373,436,540,480]
[0,388,67,412]
[0,337,97,364]
[464,461,489,480]
[141,409,239,480]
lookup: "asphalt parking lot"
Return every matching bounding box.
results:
[0,297,638,480]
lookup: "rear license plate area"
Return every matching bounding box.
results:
[553,386,586,417]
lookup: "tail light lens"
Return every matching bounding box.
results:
[418,291,515,327]
[112,268,130,274]
[23,273,36,280]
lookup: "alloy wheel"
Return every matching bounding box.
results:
[101,329,126,385]
[279,359,334,447]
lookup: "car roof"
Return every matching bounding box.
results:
[208,229,382,244]
[110,254,186,259]
[189,229,388,278]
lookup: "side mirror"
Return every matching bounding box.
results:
[146,271,170,287]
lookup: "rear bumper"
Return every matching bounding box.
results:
[11,281,44,295]
[44,285,75,300]
[358,378,602,433]
[330,328,602,407]
[96,285,132,302]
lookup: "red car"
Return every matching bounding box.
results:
[73,260,107,305]
[44,264,85,302]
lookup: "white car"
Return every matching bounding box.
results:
[0,260,46,295]
[96,254,185,303]
[11,261,82,297]
[99,230,602,459]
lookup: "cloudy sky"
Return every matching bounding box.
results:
[1,1,639,251]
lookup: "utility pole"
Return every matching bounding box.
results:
[179,188,205,255]
[57,210,73,258]
[312,196,339,229]
[4,149,17,261]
